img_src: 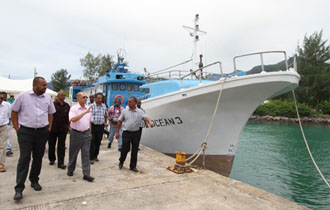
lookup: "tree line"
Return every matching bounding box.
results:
[50,52,115,92]
[256,30,330,116]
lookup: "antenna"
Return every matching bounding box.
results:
[182,14,207,68]
[117,48,127,59]
[34,66,38,78]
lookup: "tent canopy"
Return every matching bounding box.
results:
[0,76,57,96]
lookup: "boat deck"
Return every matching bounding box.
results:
[0,129,309,210]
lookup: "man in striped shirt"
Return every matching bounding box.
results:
[116,96,154,172]
[90,92,107,163]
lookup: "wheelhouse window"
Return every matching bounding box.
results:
[140,88,145,92]
[112,83,118,90]
[145,88,150,94]
[120,83,126,91]
[134,84,139,91]
[127,83,132,91]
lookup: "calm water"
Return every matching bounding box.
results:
[231,121,330,210]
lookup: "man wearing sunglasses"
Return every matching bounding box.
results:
[67,92,94,182]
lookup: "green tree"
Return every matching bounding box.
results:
[100,54,114,76]
[80,52,114,82]
[296,30,330,107]
[51,69,71,92]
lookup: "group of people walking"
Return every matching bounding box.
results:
[0,76,153,201]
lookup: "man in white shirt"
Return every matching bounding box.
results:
[0,92,11,172]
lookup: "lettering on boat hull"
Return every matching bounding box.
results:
[149,117,184,128]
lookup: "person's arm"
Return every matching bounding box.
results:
[11,111,19,131]
[10,94,22,131]
[66,106,71,131]
[144,117,154,128]
[104,106,108,126]
[71,105,93,122]
[108,107,113,120]
[115,120,122,139]
[48,114,53,131]
[142,112,154,128]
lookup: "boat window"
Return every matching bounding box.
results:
[134,84,139,91]
[127,83,132,91]
[112,83,118,90]
[120,83,126,91]
[140,88,145,92]
[145,88,150,93]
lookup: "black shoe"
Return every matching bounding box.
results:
[49,161,55,165]
[31,182,42,191]
[83,175,94,182]
[118,162,123,169]
[90,160,94,164]
[107,143,111,148]
[6,150,13,157]
[94,158,99,162]
[58,164,67,169]
[67,171,73,176]
[130,168,139,173]
[14,191,23,200]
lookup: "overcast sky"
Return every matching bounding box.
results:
[0,0,329,81]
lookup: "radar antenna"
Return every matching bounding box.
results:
[182,14,207,68]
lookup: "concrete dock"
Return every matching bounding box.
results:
[0,129,309,210]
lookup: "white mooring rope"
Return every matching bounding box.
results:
[186,78,227,166]
[292,89,330,188]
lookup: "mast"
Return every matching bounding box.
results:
[182,14,207,68]
[34,66,38,78]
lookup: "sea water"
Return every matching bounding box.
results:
[231,121,330,210]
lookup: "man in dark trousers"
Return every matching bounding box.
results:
[48,91,70,169]
[11,77,56,200]
[90,92,107,163]
[116,96,154,172]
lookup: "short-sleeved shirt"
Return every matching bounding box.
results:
[51,100,70,132]
[108,105,124,127]
[118,107,148,132]
[91,102,107,125]
[69,104,92,131]
[11,90,56,128]
[0,101,11,126]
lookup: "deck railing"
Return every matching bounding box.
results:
[147,61,223,89]
[179,61,223,88]
[146,51,297,89]
[233,51,297,76]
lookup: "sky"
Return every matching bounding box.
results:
[0,0,329,81]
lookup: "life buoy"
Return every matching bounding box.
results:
[114,94,124,104]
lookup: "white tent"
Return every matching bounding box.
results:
[0,76,57,97]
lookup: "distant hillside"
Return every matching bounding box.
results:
[246,57,294,75]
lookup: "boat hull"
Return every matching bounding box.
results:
[141,71,300,176]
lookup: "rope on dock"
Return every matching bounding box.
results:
[185,77,227,166]
[292,89,330,188]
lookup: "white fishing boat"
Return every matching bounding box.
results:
[70,15,300,176]
[139,15,300,176]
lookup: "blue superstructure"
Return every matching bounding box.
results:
[70,58,149,107]
[140,79,214,98]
